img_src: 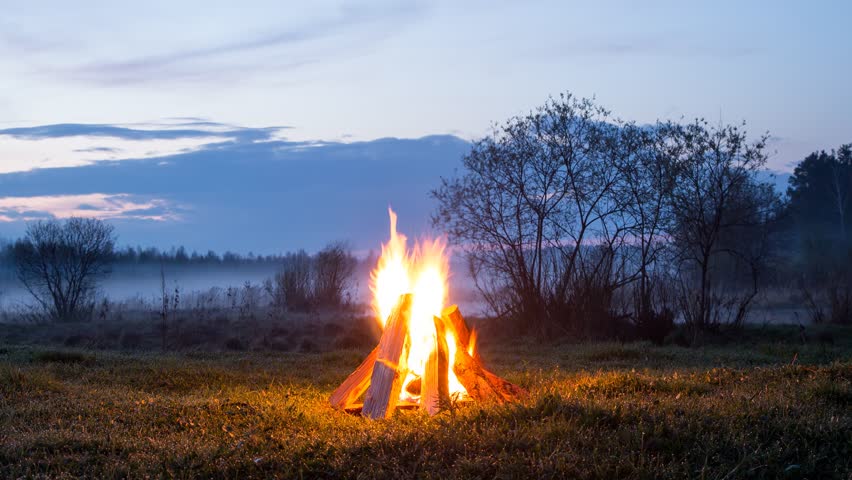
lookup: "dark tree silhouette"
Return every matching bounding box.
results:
[787,145,852,244]
[787,144,852,324]
[433,94,679,338]
[13,218,116,322]
[268,242,357,312]
[663,120,782,332]
[314,241,357,308]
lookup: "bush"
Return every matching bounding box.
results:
[635,308,675,346]
[268,243,357,313]
[119,331,143,349]
[63,334,91,348]
[333,330,373,350]
[33,350,94,365]
[224,337,245,351]
[298,338,318,353]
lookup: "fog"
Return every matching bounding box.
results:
[0,259,485,316]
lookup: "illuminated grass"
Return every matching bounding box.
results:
[0,329,850,479]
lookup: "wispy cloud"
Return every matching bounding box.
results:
[0,121,280,142]
[51,1,426,86]
[0,120,291,174]
[0,194,178,222]
[72,146,122,154]
[540,33,760,60]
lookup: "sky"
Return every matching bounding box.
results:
[0,0,849,252]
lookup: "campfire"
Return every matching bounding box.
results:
[330,209,525,418]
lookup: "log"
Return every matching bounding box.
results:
[451,347,506,402]
[420,315,450,415]
[345,400,419,415]
[362,294,412,419]
[405,377,421,396]
[480,363,528,401]
[345,399,474,415]
[441,304,482,363]
[329,347,378,409]
[440,307,527,403]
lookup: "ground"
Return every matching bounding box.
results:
[0,324,850,479]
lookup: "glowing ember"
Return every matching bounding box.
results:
[371,208,469,401]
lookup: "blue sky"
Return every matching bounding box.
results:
[0,1,849,252]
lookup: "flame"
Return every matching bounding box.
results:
[371,208,468,401]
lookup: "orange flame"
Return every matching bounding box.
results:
[371,208,467,400]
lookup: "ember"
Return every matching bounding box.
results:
[330,209,525,418]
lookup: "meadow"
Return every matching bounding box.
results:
[0,321,850,479]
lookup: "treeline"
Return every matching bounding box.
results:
[782,145,852,324]
[6,217,365,322]
[0,242,294,267]
[110,245,290,265]
[433,92,850,343]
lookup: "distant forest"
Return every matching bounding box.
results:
[0,242,330,267]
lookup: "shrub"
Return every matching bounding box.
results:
[224,337,245,351]
[119,331,143,349]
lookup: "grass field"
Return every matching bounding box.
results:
[1,324,850,479]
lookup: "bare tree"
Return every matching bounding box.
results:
[434,94,783,340]
[13,218,116,322]
[662,120,782,334]
[276,250,313,312]
[267,243,356,313]
[433,94,662,337]
[314,241,357,309]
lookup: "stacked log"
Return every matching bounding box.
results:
[329,297,526,418]
[361,294,413,419]
[420,316,450,415]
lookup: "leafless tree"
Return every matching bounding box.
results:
[434,94,784,339]
[314,241,357,309]
[268,243,356,312]
[276,250,313,312]
[662,120,782,334]
[13,218,116,322]
[433,94,667,336]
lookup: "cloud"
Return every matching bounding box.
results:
[0,120,291,174]
[0,122,280,142]
[52,1,426,86]
[540,33,760,60]
[72,146,121,154]
[0,194,178,222]
[0,132,471,252]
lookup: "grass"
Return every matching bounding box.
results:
[0,325,850,479]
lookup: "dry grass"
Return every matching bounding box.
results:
[0,326,850,479]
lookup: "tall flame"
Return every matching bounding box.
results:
[371,208,467,400]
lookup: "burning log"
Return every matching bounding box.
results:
[420,315,450,415]
[451,347,524,403]
[441,305,481,363]
[344,400,419,415]
[329,347,378,410]
[440,307,527,404]
[361,294,413,419]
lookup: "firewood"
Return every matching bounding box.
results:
[362,294,413,419]
[345,400,419,415]
[451,347,505,402]
[481,366,528,401]
[405,377,421,396]
[329,347,378,409]
[420,315,450,415]
[441,304,482,363]
[440,307,527,403]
